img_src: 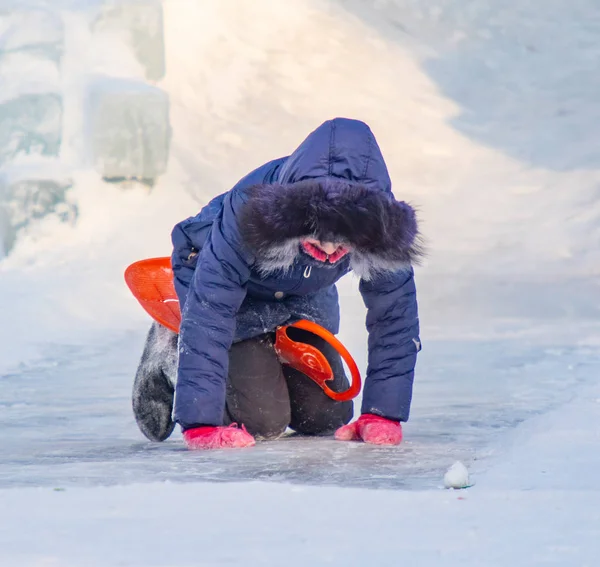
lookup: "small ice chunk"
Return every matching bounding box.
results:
[443,461,471,489]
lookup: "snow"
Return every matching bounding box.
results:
[444,461,471,489]
[1,0,600,565]
[2,383,600,566]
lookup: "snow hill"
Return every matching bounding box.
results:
[3,0,600,366]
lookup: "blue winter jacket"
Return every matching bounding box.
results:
[171,118,421,429]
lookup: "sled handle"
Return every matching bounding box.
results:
[275,319,362,402]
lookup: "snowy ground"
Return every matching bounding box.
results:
[2,0,600,565]
[2,316,599,565]
[1,372,599,566]
[1,322,599,491]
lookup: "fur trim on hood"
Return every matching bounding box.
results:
[239,178,423,280]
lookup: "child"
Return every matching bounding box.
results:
[132,117,423,449]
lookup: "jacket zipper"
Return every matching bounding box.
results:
[285,265,311,296]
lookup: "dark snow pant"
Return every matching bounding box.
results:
[132,323,353,442]
[225,327,354,439]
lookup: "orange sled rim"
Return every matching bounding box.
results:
[125,257,361,402]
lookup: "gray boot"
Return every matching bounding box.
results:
[132,322,178,441]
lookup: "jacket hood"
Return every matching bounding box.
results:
[240,118,423,280]
[277,118,392,192]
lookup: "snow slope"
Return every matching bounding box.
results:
[1,0,600,565]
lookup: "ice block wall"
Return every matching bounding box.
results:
[0,0,170,257]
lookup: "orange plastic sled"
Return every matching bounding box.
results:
[125,257,361,402]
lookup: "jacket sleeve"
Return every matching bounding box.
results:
[174,189,254,429]
[359,268,421,422]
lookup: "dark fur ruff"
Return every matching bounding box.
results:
[239,179,423,280]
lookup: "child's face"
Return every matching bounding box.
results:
[301,238,349,263]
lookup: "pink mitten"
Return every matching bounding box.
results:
[335,414,403,446]
[183,423,256,450]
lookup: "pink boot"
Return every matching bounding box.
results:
[335,414,403,446]
[183,423,256,450]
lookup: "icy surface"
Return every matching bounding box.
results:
[1,378,599,566]
[1,328,598,490]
